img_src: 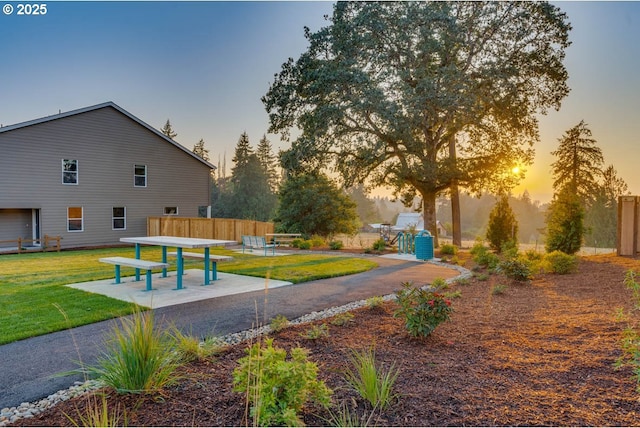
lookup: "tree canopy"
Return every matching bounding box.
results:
[274,172,360,238]
[263,2,571,244]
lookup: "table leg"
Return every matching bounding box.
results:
[162,246,168,277]
[176,247,183,290]
[204,247,211,285]
[135,243,141,281]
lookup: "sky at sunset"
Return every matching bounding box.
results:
[2,1,639,205]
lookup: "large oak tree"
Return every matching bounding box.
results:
[263,2,571,245]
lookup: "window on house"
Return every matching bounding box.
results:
[164,207,178,215]
[134,164,147,187]
[67,207,83,232]
[112,207,126,230]
[62,159,78,184]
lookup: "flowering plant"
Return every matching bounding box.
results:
[394,281,454,338]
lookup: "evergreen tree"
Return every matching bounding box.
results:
[192,138,210,162]
[486,195,518,253]
[550,120,603,207]
[219,132,278,221]
[545,187,584,254]
[161,119,178,140]
[275,173,360,238]
[256,134,280,191]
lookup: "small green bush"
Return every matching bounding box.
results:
[492,284,507,295]
[394,281,454,338]
[331,312,354,326]
[310,235,326,248]
[472,245,500,270]
[269,314,289,333]
[329,240,344,250]
[498,258,532,281]
[301,323,329,340]
[366,296,385,309]
[297,240,312,250]
[372,238,387,252]
[543,250,578,274]
[291,238,304,248]
[233,338,332,427]
[439,243,458,255]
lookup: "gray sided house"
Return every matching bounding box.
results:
[0,102,214,250]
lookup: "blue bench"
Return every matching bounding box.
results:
[167,251,233,281]
[99,256,169,291]
[241,235,276,256]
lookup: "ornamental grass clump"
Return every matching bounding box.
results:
[344,347,399,409]
[394,281,454,338]
[81,307,182,394]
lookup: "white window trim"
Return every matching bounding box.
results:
[67,206,84,232]
[62,159,78,185]
[134,164,147,188]
[163,207,179,216]
[112,206,126,230]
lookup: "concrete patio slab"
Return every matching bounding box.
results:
[65,269,292,309]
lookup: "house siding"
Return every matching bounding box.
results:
[0,105,212,248]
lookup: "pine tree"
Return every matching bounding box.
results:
[486,194,518,253]
[545,187,585,255]
[256,134,280,191]
[161,119,178,140]
[192,138,210,161]
[550,120,603,207]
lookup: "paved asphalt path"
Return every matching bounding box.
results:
[0,256,459,409]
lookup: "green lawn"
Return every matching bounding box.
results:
[0,247,377,345]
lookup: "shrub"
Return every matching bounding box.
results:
[439,243,458,255]
[492,284,507,295]
[331,312,355,326]
[471,244,500,270]
[291,238,304,248]
[366,296,385,309]
[431,277,448,289]
[545,188,585,255]
[269,314,289,333]
[344,347,399,409]
[297,240,312,250]
[498,258,532,281]
[301,323,330,340]
[543,250,578,274]
[233,338,332,427]
[394,281,454,338]
[169,327,225,362]
[329,240,344,250]
[310,235,326,248]
[372,238,387,252]
[486,195,518,253]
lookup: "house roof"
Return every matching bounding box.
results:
[0,101,216,170]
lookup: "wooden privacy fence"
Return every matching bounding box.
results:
[147,217,274,243]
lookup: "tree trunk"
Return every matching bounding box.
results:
[450,184,462,247]
[449,137,462,247]
[422,191,439,248]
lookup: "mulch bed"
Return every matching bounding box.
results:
[13,253,640,426]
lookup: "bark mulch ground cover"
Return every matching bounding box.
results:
[14,252,640,426]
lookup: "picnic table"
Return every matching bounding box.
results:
[119,236,236,289]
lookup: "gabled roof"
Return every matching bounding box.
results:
[0,101,215,170]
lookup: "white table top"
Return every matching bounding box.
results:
[120,236,236,248]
